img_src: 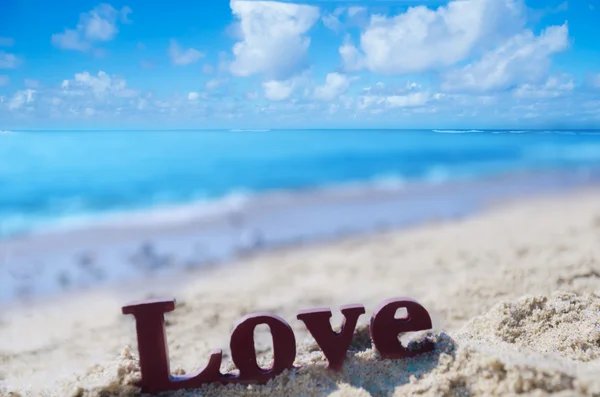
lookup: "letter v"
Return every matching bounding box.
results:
[297,304,365,371]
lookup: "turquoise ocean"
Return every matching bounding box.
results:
[1,129,599,238]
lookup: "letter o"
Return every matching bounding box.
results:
[229,312,296,383]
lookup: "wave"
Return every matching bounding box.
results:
[0,191,254,239]
[539,130,578,135]
[0,167,465,239]
[491,130,527,134]
[228,129,271,132]
[3,166,600,304]
[432,129,483,134]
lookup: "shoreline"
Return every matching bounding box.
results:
[1,168,600,304]
[3,166,600,241]
[2,181,600,396]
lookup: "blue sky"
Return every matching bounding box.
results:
[0,0,599,129]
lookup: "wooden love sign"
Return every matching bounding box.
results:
[122,297,434,394]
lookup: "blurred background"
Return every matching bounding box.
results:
[1,129,599,302]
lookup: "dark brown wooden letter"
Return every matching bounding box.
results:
[122,296,435,393]
[369,297,433,359]
[122,298,222,394]
[297,304,365,371]
[229,312,297,383]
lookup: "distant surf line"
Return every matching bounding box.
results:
[432,129,484,134]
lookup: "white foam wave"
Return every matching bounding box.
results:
[1,191,255,238]
[229,129,271,132]
[433,129,483,134]
[492,130,526,134]
[93,191,253,226]
[0,170,455,239]
[539,130,577,135]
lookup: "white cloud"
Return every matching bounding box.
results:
[62,71,138,98]
[0,37,14,47]
[323,7,367,33]
[52,4,131,51]
[168,39,204,66]
[322,14,343,32]
[0,75,8,86]
[8,89,35,110]
[385,93,430,108]
[206,78,228,90]
[187,92,200,101]
[85,9,118,40]
[341,0,526,75]
[514,75,574,99]
[53,30,91,51]
[135,98,147,110]
[363,80,422,96]
[0,51,19,68]
[263,78,298,101]
[362,81,386,94]
[339,37,364,72]
[229,0,320,80]
[442,24,569,93]
[202,64,215,74]
[359,92,430,110]
[322,7,345,32]
[348,7,367,18]
[314,73,351,101]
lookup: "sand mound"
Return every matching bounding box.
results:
[20,291,598,397]
[395,346,596,397]
[461,291,600,362]
[404,291,600,397]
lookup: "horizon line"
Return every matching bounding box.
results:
[4,128,600,132]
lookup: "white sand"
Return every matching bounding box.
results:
[2,188,600,396]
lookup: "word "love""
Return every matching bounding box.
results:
[122,297,433,394]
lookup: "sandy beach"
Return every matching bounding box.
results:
[2,186,600,396]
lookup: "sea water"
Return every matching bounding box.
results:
[1,129,600,239]
[2,129,600,302]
